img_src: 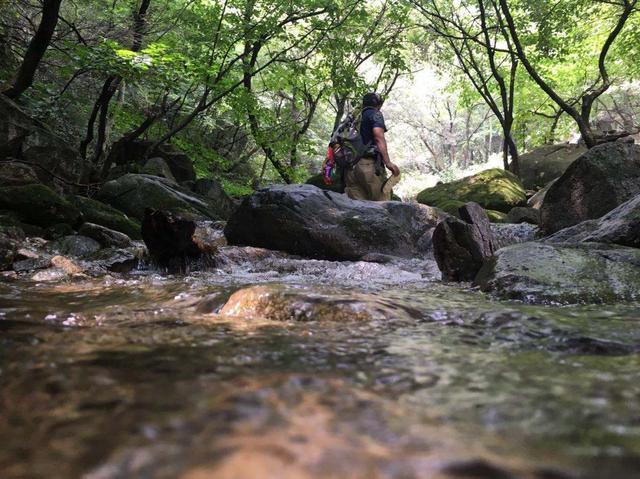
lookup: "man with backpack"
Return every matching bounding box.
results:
[341,92,401,201]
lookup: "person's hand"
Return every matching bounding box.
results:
[387,162,400,176]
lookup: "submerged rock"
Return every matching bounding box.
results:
[216,284,408,322]
[545,193,640,248]
[68,195,141,239]
[416,168,527,213]
[96,174,223,222]
[84,247,142,273]
[0,184,81,228]
[433,202,498,282]
[475,242,640,304]
[224,184,440,261]
[540,143,640,234]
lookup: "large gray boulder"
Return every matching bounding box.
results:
[193,178,236,220]
[224,184,441,261]
[0,95,81,185]
[96,174,224,222]
[519,143,587,190]
[540,143,640,234]
[475,242,640,304]
[433,202,497,281]
[545,193,640,247]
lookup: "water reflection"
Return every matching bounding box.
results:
[1,259,639,478]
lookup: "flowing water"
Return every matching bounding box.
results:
[1,250,640,478]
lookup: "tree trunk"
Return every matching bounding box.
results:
[2,0,62,100]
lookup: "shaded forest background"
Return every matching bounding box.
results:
[1,0,639,199]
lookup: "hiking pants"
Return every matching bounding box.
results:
[344,158,389,201]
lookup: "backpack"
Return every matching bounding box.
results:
[329,108,373,169]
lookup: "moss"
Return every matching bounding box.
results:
[68,195,142,239]
[0,184,81,228]
[417,168,526,213]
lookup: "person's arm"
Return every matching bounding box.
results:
[373,127,400,176]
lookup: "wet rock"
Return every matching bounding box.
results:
[68,195,141,239]
[0,95,81,185]
[216,284,406,322]
[96,174,223,222]
[31,267,70,281]
[519,143,587,190]
[433,202,498,282]
[142,157,176,182]
[193,178,236,220]
[545,193,640,248]
[49,235,101,258]
[475,242,640,304]
[540,143,640,234]
[12,256,51,272]
[0,162,39,187]
[224,184,440,261]
[505,206,540,225]
[0,184,81,228]
[416,168,527,213]
[0,230,21,270]
[527,178,558,210]
[51,255,84,275]
[84,247,142,273]
[79,222,132,248]
[142,209,218,268]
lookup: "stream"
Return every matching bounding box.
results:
[1,251,640,478]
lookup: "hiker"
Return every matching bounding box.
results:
[344,92,400,201]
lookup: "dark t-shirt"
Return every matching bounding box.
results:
[360,107,386,147]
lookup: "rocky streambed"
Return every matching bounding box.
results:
[2,247,640,479]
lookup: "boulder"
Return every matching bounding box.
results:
[78,222,133,248]
[224,184,441,261]
[84,247,143,273]
[519,143,587,189]
[527,178,557,210]
[142,157,176,182]
[108,139,196,183]
[96,174,222,222]
[0,184,81,228]
[433,202,498,281]
[0,228,23,270]
[545,193,640,247]
[0,95,81,185]
[0,162,39,187]
[142,209,218,268]
[505,206,540,225]
[431,198,506,223]
[475,242,640,304]
[305,172,345,194]
[194,178,236,220]
[49,235,101,257]
[540,143,640,234]
[68,195,141,239]
[416,168,526,213]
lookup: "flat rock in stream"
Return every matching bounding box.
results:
[475,241,640,304]
[224,184,441,261]
[215,284,408,322]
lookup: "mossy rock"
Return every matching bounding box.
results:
[0,184,81,228]
[305,173,345,193]
[68,195,142,240]
[416,169,526,213]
